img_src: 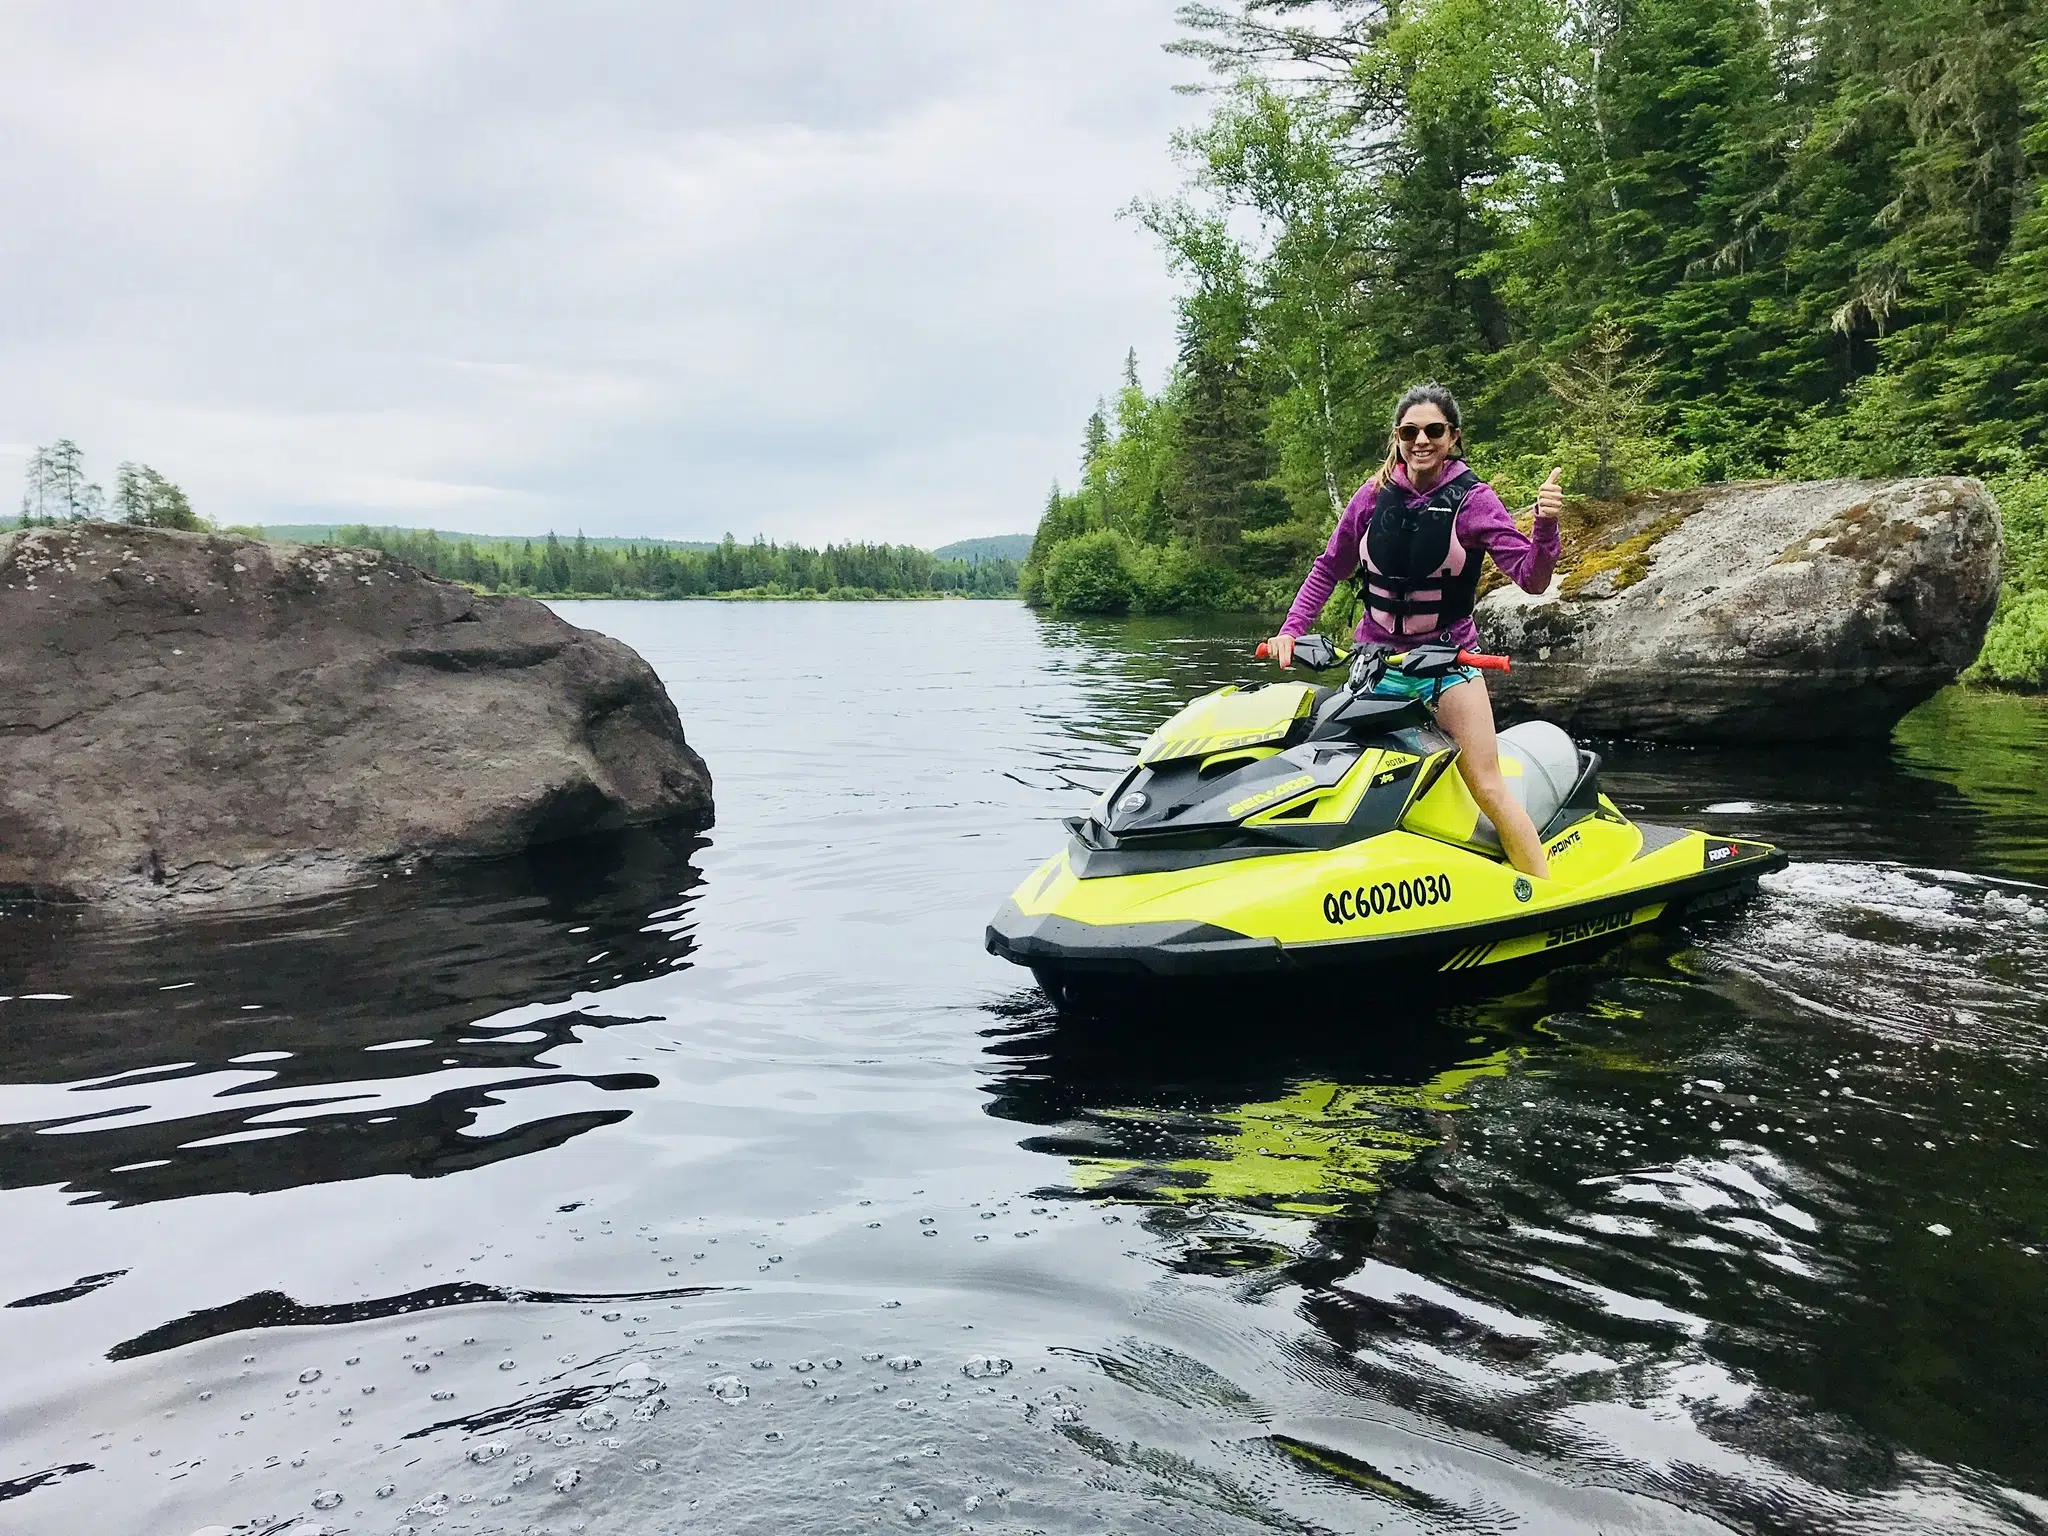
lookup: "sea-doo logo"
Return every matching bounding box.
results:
[1705,842,1741,866]
[1548,829,1582,858]
[1228,773,1316,819]
[1323,873,1452,925]
[1513,877,1533,903]
[1544,909,1636,948]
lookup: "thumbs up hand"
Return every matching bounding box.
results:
[1535,467,1564,522]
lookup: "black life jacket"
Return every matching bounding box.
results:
[1361,468,1482,637]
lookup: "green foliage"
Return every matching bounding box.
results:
[1966,466,2048,688]
[1041,529,1139,614]
[113,463,202,530]
[1021,0,2048,638]
[19,440,105,524]
[316,526,1018,601]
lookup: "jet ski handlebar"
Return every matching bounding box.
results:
[1255,638,1511,674]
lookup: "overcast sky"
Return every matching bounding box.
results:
[0,3,1205,546]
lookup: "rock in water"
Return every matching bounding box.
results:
[0,524,713,904]
[1476,476,2002,742]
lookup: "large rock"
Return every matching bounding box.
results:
[1476,476,2003,742]
[0,523,712,905]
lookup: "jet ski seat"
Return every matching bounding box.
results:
[1492,721,1582,840]
[1406,720,1602,857]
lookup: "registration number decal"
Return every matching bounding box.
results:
[1324,874,1452,925]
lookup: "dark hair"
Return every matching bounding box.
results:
[1370,382,1464,489]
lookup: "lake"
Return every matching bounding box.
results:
[1,598,2044,1535]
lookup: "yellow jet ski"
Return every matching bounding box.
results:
[987,636,1786,1009]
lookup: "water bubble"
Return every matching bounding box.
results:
[345,1356,360,1366]
[921,1443,940,1457]
[631,1395,670,1420]
[707,1375,749,1403]
[297,1368,322,1384]
[764,1430,784,1441]
[498,1360,517,1371]
[962,1355,1012,1380]
[602,1311,622,1322]
[887,1355,922,1372]
[790,1359,816,1373]
[576,1406,617,1433]
[823,1358,844,1371]
[360,1385,375,1395]
[239,1412,254,1421]
[612,1362,662,1399]
[750,1357,774,1370]
[511,1465,536,1487]
[375,1482,397,1498]
[407,1493,451,1517]
[903,1498,934,1521]
[431,1390,455,1401]
[1052,1403,1082,1423]
[197,1391,212,1402]
[862,1352,884,1362]
[965,1494,984,1511]
[552,1467,582,1493]
[600,1436,623,1448]
[310,1490,344,1510]
[635,1458,660,1473]
[882,1300,902,1309]
[462,1336,477,1345]
[411,1362,430,1374]
[467,1441,509,1464]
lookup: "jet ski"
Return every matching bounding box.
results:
[987,636,1786,1009]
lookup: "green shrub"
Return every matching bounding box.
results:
[1780,373,1943,480]
[1041,529,1140,614]
[1965,465,2048,689]
[1133,541,1241,613]
[1968,588,2048,688]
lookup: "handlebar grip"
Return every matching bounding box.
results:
[1457,650,1512,673]
[1254,642,1270,659]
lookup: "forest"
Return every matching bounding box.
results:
[1022,0,2048,686]
[308,526,1020,601]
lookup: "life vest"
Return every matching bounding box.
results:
[1361,468,1482,637]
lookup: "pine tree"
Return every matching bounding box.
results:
[113,463,202,529]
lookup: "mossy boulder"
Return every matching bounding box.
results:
[1475,477,2002,742]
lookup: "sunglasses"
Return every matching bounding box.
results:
[1397,421,1453,443]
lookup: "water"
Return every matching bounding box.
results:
[1,600,2044,1535]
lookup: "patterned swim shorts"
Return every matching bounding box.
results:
[1366,664,1480,703]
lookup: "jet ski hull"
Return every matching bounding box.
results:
[988,822,1785,985]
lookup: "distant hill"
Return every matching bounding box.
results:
[931,534,1032,563]
[256,524,717,552]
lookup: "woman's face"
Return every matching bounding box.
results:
[1396,401,1457,479]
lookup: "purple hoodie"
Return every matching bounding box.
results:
[1279,460,1560,651]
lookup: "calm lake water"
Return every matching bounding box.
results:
[2,599,2045,1536]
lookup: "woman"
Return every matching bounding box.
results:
[1266,383,1565,878]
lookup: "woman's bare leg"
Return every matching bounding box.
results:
[1434,677,1551,879]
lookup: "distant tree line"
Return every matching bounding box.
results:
[317,526,1021,600]
[1021,0,2048,686]
[16,440,201,529]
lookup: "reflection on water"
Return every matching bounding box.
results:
[0,600,2043,1535]
[0,829,705,1210]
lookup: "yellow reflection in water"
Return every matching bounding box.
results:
[1072,1051,1514,1215]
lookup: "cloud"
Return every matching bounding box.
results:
[0,1,1203,544]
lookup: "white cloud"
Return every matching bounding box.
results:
[0,1,1204,544]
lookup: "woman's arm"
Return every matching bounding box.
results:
[1460,480,1561,595]
[1279,494,1369,638]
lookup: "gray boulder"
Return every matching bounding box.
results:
[1476,476,2003,742]
[0,523,712,905]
